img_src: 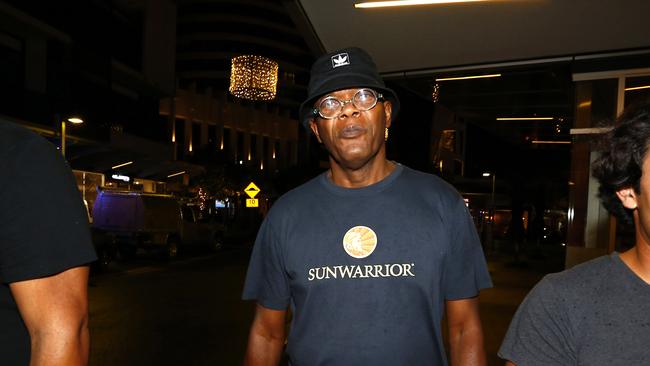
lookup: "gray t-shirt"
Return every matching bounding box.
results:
[499,252,650,366]
[243,164,492,366]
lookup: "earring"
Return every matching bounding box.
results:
[385,127,389,141]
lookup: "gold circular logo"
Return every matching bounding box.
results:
[342,226,377,259]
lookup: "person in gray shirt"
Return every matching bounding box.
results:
[498,99,650,366]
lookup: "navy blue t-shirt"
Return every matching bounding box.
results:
[0,121,97,366]
[243,164,492,365]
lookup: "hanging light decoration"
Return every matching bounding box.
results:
[432,83,440,103]
[229,55,279,101]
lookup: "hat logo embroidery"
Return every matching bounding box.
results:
[331,53,350,68]
[342,226,377,259]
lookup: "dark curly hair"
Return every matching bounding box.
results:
[592,98,650,227]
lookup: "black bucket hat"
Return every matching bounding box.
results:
[299,47,400,129]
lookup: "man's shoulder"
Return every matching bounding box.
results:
[0,121,50,155]
[400,165,448,185]
[536,255,614,298]
[0,121,62,179]
[397,165,465,206]
[548,254,613,282]
[398,164,453,188]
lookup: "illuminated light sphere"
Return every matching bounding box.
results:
[229,55,279,101]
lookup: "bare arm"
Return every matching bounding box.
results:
[505,362,516,366]
[10,266,90,366]
[243,304,287,366]
[446,297,486,366]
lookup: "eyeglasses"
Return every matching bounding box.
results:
[312,89,384,119]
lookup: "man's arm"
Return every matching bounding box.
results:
[505,362,516,366]
[10,266,90,366]
[446,297,486,366]
[244,304,287,366]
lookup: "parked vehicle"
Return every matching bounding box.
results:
[179,203,226,252]
[91,190,225,266]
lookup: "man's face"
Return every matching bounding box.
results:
[309,88,392,171]
[617,150,650,247]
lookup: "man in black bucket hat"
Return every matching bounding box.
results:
[243,47,491,366]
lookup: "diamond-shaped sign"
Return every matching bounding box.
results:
[244,182,260,199]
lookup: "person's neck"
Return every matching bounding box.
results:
[328,158,395,188]
[620,232,650,285]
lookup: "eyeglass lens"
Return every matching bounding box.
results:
[318,89,379,119]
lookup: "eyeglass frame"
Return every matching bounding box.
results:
[311,88,385,120]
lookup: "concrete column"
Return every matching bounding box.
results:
[566,80,617,268]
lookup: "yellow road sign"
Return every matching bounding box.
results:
[246,198,259,207]
[244,182,261,198]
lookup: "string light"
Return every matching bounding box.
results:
[198,187,207,211]
[229,55,278,101]
[432,83,440,103]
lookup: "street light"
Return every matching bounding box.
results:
[61,116,84,157]
[482,172,496,252]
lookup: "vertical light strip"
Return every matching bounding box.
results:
[617,76,625,117]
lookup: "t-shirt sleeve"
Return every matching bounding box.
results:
[0,133,97,284]
[443,196,492,300]
[241,215,290,310]
[498,277,576,366]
